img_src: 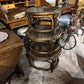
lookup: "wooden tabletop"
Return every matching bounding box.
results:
[0,29,24,53]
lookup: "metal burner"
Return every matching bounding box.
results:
[25,6,62,72]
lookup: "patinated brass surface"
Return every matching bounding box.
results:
[25,6,62,72]
[30,42,61,58]
[26,42,61,72]
[26,28,62,42]
[25,6,61,29]
[28,57,59,72]
[27,48,61,60]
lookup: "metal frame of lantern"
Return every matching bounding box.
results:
[26,41,61,72]
[25,6,62,72]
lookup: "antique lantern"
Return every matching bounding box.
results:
[25,6,62,72]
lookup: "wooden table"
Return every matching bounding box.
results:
[0,29,24,83]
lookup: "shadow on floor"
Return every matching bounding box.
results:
[67,78,84,84]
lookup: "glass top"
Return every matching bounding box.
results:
[26,6,59,14]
